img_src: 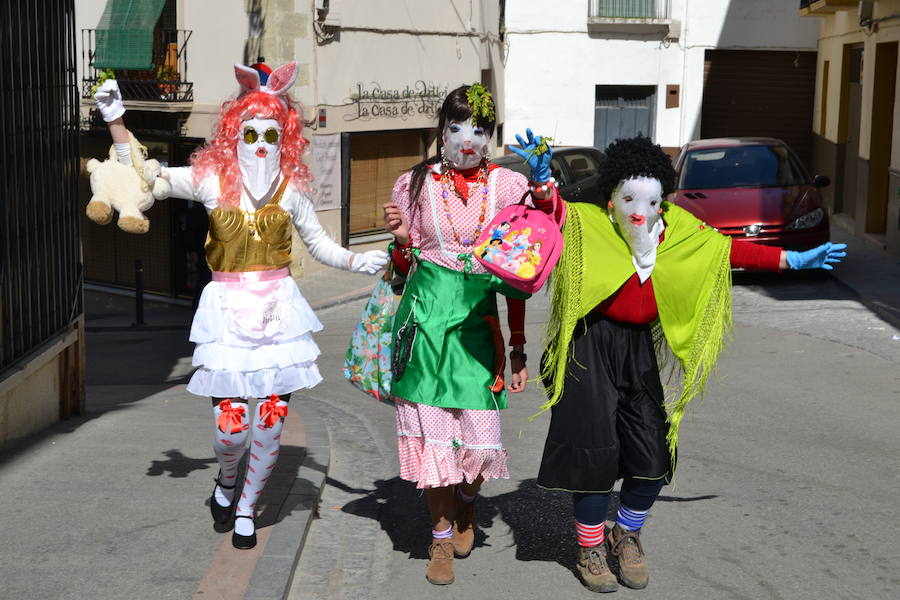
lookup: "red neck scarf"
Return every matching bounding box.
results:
[432,162,498,203]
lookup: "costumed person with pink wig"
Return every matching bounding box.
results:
[93,62,388,549]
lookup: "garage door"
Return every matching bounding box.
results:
[701,49,817,168]
[348,132,424,236]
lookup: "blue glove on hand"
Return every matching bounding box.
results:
[786,242,848,270]
[510,128,553,182]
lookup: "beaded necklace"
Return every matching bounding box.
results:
[439,162,490,247]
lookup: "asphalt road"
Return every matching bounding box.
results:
[288,272,900,600]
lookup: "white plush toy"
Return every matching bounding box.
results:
[85,130,171,234]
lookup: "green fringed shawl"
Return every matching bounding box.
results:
[539,201,733,463]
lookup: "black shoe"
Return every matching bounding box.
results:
[210,475,236,527]
[232,515,257,550]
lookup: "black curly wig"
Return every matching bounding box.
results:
[592,136,676,205]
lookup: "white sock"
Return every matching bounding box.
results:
[212,399,249,507]
[235,397,288,536]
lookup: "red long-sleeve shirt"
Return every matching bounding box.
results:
[595,237,783,324]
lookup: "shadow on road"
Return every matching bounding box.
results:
[731,270,845,301]
[143,443,324,530]
[340,477,719,569]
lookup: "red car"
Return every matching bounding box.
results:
[672,138,831,251]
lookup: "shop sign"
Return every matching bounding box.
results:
[346,81,449,121]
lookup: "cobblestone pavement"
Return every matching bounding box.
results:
[287,395,397,600]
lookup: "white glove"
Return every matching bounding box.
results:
[350,250,389,274]
[93,79,126,122]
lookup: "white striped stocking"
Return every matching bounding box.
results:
[212,399,249,507]
[235,396,288,536]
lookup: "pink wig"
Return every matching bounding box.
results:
[190,91,311,208]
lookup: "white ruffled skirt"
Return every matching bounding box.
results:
[186,270,324,399]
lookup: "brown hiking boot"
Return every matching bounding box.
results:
[576,543,618,593]
[608,523,649,589]
[426,538,455,585]
[452,498,476,558]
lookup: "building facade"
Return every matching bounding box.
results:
[76,0,504,294]
[504,0,820,164]
[802,0,900,255]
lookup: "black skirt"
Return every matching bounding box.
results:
[537,313,674,493]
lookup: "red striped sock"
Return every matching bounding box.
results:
[575,520,606,547]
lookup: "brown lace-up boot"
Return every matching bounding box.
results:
[426,538,455,585]
[452,497,476,558]
[608,523,649,589]
[576,543,618,593]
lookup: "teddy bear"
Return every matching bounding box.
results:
[85,130,170,234]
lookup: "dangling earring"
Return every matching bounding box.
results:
[440,146,452,173]
[484,147,492,163]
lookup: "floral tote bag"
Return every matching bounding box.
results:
[343,275,396,405]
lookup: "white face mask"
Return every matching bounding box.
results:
[608,176,665,282]
[237,118,282,199]
[441,119,490,170]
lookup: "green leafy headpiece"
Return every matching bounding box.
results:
[466,82,496,124]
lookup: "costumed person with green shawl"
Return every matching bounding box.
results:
[536,136,847,593]
[382,85,559,585]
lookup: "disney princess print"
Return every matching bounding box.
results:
[474,221,544,280]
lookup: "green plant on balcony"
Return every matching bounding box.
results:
[156,63,178,96]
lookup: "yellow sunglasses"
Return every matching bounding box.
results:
[242,126,280,145]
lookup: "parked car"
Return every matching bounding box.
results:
[493,146,605,204]
[672,138,831,252]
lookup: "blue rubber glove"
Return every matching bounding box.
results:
[786,242,848,270]
[510,128,553,182]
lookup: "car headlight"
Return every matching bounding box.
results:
[785,208,824,231]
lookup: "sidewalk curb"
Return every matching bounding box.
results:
[243,400,331,600]
[829,273,900,331]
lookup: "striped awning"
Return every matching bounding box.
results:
[94,0,166,70]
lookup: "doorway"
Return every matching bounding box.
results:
[839,44,864,221]
[866,41,898,236]
[594,85,656,150]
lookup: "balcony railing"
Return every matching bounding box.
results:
[799,0,859,14]
[81,28,193,103]
[589,0,671,20]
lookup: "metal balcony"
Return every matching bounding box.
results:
[799,0,859,16]
[588,0,675,37]
[81,28,193,106]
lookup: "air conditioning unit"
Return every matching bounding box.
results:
[858,0,874,24]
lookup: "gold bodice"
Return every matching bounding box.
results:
[205,178,292,272]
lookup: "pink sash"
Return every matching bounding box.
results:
[212,267,290,283]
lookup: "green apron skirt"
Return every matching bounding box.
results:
[390,259,528,410]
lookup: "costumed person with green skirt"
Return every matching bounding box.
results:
[537,136,847,593]
[381,85,558,585]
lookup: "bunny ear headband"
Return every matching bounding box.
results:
[234,61,298,99]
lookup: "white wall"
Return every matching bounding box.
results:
[310,0,502,134]
[505,32,685,148]
[180,0,247,108]
[504,0,820,151]
[330,0,491,31]
[687,0,819,49]
[74,0,108,85]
